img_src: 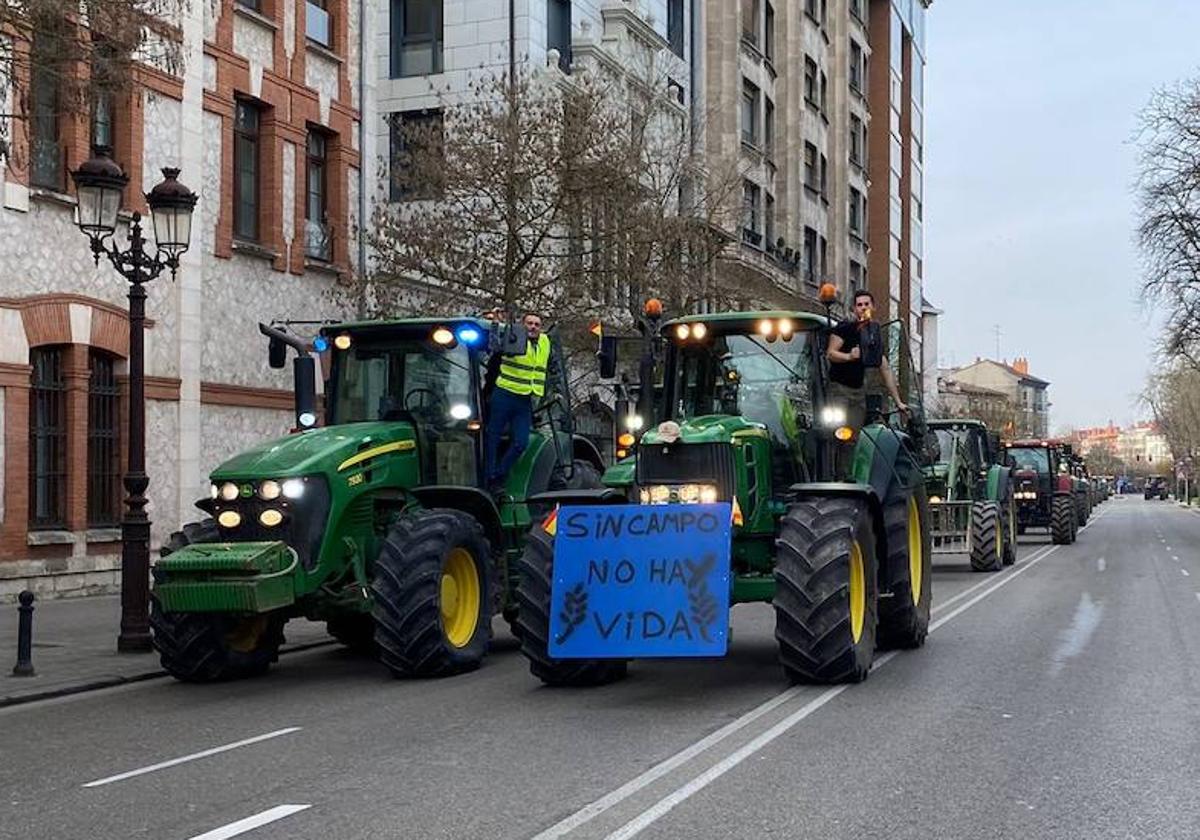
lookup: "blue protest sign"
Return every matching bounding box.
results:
[548,503,732,659]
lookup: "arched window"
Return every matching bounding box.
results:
[88,350,122,527]
[29,346,67,529]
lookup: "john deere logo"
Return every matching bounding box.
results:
[240,483,254,498]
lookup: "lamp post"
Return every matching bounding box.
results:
[71,147,197,653]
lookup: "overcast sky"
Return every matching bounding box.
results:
[924,0,1200,431]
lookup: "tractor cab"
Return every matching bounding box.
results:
[927,419,997,501]
[1003,439,1079,543]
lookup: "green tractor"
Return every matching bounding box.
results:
[515,310,933,686]
[150,317,605,682]
[924,419,1016,572]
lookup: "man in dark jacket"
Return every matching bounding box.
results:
[826,289,908,428]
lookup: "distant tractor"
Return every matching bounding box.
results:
[1144,477,1169,500]
[516,305,934,687]
[1003,439,1079,545]
[150,317,605,682]
[924,419,1015,571]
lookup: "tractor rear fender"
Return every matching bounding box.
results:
[853,426,920,504]
[571,435,605,472]
[986,465,1012,502]
[410,485,504,548]
[788,482,888,576]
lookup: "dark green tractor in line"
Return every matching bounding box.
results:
[150,317,604,682]
[924,420,1016,572]
[516,309,934,686]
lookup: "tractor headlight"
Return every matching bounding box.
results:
[624,414,645,431]
[282,478,306,499]
[217,510,242,529]
[699,485,719,504]
[219,482,240,501]
[929,495,942,504]
[259,509,284,528]
[678,484,702,504]
[210,483,220,499]
[639,485,673,504]
[821,405,848,427]
[258,479,282,501]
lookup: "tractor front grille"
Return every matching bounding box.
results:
[207,478,331,571]
[637,442,737,500]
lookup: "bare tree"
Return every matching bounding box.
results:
[1144,363,1200,464]
[0,0,184,166]
[1136,77,1200,368]
[349,57,760,343]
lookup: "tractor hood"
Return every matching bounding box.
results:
[640,415,765,446]
[211,422,419,479]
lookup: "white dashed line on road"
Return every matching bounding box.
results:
[82,727,303,788]
[1097,557,1106,572]
[187,805,311,840]
[1182,569,1190,577]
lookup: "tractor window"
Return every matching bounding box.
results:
[330,339,477,428]
[1007,446,1049,475]
[671,332,812,447]
[934,429,956,464]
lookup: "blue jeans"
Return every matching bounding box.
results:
[485,388,533,483]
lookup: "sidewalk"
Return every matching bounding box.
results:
[0,595,334,707]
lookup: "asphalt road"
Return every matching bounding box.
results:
[4,496,1198,840]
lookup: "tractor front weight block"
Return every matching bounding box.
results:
[153,541,299,614]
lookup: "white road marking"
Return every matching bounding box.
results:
[1196,594,1200,604]
[600,544,1065,840]
[1183,570,1191,577]
[1097,557,1106,572]
[1049,593,1104,677]
[187,805,311,840]
[531,543,1055,840]
[83,727,302,788]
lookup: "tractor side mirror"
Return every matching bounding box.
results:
[268,334,288,369]
[293,356,318,429]
[986,432,1001,463]
[597,335,618,379]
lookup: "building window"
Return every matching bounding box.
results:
[389,109,444,201]
[29,347,67,530]
[803,226,817,284]
[805,0,825,25]
[91,91,114,150]
[849,0,864,22]
[306,0,332,47]
[233,99,261,241]
[548,0,572,72]
[819,71,828,114]
[87,350,121,528]
[741,0,759,45]
[819,153,828,196]
[804,56,817,106]
[804,142,818,192]
[850,259,864,287]
[236,0,262,10]
[391,0,443,77]
[742,181,761,246]
[668,0,685,58]
[850,39,864,93]
[850,114,864,167]
[850,187,864,235]
[765,193,776,250]
[30,30,63,190]
[764,98,775,157]
[764,2,775,63]
[305,130,331,261]
[819,235,828,281]
[741,80,759,146]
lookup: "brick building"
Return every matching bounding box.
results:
[0,0,371,598]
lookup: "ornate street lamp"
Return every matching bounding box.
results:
[71,147,197,653]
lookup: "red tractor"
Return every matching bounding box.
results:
[1003,439,1079,544]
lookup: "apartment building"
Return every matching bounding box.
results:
[0,0,371,597]
[866,0,927,357]
[948,357,1051,438]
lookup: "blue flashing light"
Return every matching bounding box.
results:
[456,326,483,345]
[313,335,330,353]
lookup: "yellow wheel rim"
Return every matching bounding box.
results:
[225,616,267,653]
[849,541,866,644]
[908,497,923,605]
[441,547,481,648]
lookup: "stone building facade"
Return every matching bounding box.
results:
[0,0,373,599]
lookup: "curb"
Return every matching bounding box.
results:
[0,639,337,709]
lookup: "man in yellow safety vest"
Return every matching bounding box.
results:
[485,312,551,492]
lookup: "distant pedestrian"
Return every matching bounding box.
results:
[826,289,908,428]
[485,312,550,493]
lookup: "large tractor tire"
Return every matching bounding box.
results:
[151,520,286,682]
[877,481,933,649]
[1076,493,1089,527]
[515,523,628,686]
[1001,496,1017,567]
[1051,495,1076,545]
[969,501,1003,573]
[372,508,494,678]
[774,496,879,683]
